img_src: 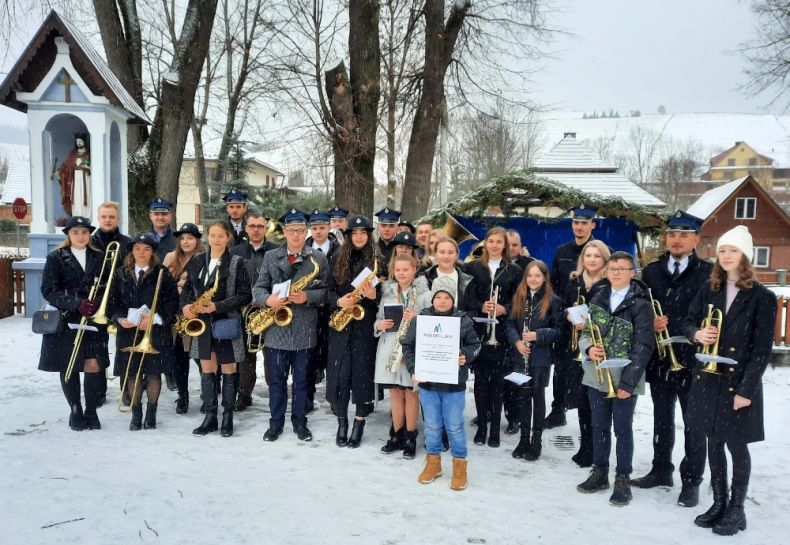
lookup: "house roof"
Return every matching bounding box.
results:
[0,11,149,123]
[1,161,31,204]
[708,141,773,166]
[686,176,749,220]
[533,133,618,172]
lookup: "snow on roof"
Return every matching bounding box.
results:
[686,176,749,220]
[533,133,618,171]
[536,171,666,208]
[1,161,31,204]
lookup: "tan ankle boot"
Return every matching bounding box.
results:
[418,454,442,484]
[450,457,468,490]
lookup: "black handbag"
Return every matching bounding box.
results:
[32,309,64,334]
[212,318,241,340]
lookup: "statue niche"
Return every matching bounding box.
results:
[53,132,91,217]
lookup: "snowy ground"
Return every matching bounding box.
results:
[1,315,788,545]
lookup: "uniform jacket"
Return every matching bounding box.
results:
[578,280,655,395]
[505,287,564,369]
[38,246,110,372]
[109,263,179,375]
[306,236,342,262]
[376,237,397,277]
[642,251,713,384]
[550,236,595,301]
[402,306,481,393]
[682,280,776,443]
[228,216,250,247]
[152,228,177,260]
[251,245,329,351]
[91,228,132,262]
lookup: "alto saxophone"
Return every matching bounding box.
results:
[328,261,379,332]
[175,261,221,337]
[386,288,416,373]
[247,255,320,335]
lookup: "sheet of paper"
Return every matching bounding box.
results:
[567,304,589,325]
[126,307,143,326]
[68,323,99,332]
[272,279,291,299]
[598,358,631,369]
[504,372,531,385]
[351,267,380,288]
[414,315,461,385]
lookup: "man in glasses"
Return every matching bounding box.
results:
[231,213,281,411]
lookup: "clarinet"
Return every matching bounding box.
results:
[520,295,534,376]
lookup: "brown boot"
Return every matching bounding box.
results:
[418,454,442,484]
[450,458,468,491]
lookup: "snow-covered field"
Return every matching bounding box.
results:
[1,315,788,545]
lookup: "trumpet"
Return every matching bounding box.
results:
[696,304,723,375]
[586,314,616,399]
[329,261,378,332]
[571,287,585,362]
[64,241,121,383]
[485,280,500,346]
[648,288,683,372]
[175,261,221,337]
[118,269,164,412]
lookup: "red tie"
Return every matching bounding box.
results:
[288,254,297,265]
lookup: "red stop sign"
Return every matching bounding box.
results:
[12,197,28,220]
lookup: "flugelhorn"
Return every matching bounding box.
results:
[571,287,585,362]
[586,314,616,399]
[442,214,478,245]
[648,288,683,372]
[696,303,723,375]
[118,269,164,412]
[485,281,500,346]
[64,241,121,383]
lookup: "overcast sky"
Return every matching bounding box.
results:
[0,0,777,131]
[532,0,769,115]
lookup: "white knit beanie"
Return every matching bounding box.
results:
[716,225,753,263]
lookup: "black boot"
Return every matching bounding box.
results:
[505,420,519,436]
[165,371,177,391]
[402,430,418,459]
[572,419,593,467]
[473,422,487,446]
[609,474,633,506]
[347,418,366,448]
[143,403,158,430]
[512,428,531,459]
[61,372,86,431]
[129,404,143,431]
[524,429,543,461]
[631,467,674,488]
[175,395,189,415]
[544,408,566,429]
[487,426,501,448]
[695,478,729,528]
[83,372,102,430]
[577,465,610,493]
[336,417,349,447]
[712,484,748,536]
[69,403,87,431]
[220,374,236,437]
[678,479,700,507]
[193,373,219,435]
[381,428,405,454]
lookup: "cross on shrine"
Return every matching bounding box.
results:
[58,72,75,102]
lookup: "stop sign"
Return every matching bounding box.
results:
[12,197,28,220]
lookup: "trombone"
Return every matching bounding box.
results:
[64,241,121,383]
[118,269,164,412]
[586,314,617,399]
[571,287,585,362]
[648,288,683,372]
[695,303,723,375]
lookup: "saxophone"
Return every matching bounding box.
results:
[247,255,320,335]
[175,261,221,337]
[386,287,416,373]
[328,261,378,332]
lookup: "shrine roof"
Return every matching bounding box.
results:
[0,10,149,123]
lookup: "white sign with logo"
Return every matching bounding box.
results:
[414,315,461,385]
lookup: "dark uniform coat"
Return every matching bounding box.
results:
[376,237,397,278]
[91,228,132,262]
[230,239,280,287]
[642,251,713,384]
[228,216,250,247]
[38,246,111,372]
[550,236,595,301]
[110,263,179,376]
[152,228,177,260]
[682,280,776,443]
[325,250,381,407]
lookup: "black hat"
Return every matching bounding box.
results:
[173,222,202,238]
[131,231,159,250]
[222,188,248,203]
[374,207,401,224]
[148,197,173,212]
[570,204,596,222]
[328,206,349,219]
[309,209,331,225]
[345,215,374,232]
[666,210,703,232]
[278,208,309,225]
[393,231,419,248]
[61,216,95,235]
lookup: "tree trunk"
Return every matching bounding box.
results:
[324,0,381,216]
[401,0,469,220]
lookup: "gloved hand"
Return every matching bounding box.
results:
[78,299,100,317]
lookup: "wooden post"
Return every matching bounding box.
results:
[14,269,24,315]
[776,296,784,346]
[784,298,790,347]
[0,258,12,318]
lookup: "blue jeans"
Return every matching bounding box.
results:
[265,348,310,429]
[419,388,467,459]
[588,388,638,475]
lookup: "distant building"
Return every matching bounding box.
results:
[687,175,790,281]
[0,160,32,222]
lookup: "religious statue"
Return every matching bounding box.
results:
[53,133,91,217]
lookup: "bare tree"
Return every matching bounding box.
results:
[740,0,790,108]
[652,138,704,211]
[615,126,661,188]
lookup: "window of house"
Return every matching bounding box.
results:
[734,197,756,219]
[724,170,736,179]
[727,158,736,166]
[748,157,757,166]
[753,246,770,268]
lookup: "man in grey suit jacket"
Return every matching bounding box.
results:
[252,209,329,442]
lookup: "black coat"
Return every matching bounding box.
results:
[38,247,110,372]
[91,228,132,262]
[550,236,595,301]
[642,251,713,384]
[512,254,535,271]
[682,280,776,443]
[402,307,481,392]
[325,250,381,406]
[306,236,342,262]
[230,240,280,287]
[228,216,250,246]
[152,228,177,260]
[110,264,179,376]
[464,259,523,362]
[376,237,397,277]
[505,288,564,369]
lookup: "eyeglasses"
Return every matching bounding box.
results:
[284,228,307,236]
[608,267,634,274]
